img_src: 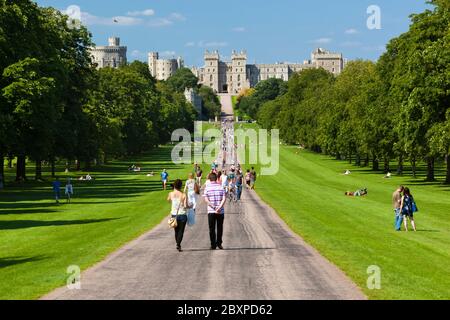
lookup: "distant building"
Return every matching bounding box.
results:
[192,48,344,94]
[184,88,202,114]
[91,37,127,69]
[148,52,184,81]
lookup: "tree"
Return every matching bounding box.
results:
[166,68,198,93]
[198,85,221,119]
[383,0,450,180]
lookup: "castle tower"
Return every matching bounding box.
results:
[204,50,220,93]
[230,50,248,94]
[108,37,120,47]
[148,52,159,78]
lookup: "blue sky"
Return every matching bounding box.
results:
[35,0,431,67]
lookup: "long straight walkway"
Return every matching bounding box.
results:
[42,94,365,300]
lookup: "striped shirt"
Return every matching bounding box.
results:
[204,181,226,214]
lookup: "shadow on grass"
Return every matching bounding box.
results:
[0,255,48,269]
[0,218,121,230]
[0,209,59,215]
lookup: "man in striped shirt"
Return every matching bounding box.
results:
[203,172,226,250]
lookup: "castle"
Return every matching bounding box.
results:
[90,37,127,69]
[90,37,345,96]
[148,52,184,81]
[191,48,344,94]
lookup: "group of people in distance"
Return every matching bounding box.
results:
[52,177,74,204]
[164,160,259,252]
[392,186,418,232]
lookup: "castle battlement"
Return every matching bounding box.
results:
[195,48,344,94]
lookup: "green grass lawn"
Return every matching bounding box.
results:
[0,146,198,300]
[239,123,450,300]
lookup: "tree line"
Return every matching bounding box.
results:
[0,1,215,184]
[238,0,450,183]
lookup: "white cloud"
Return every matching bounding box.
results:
[169,13,186,21]
[232,27,246,32]
[62,6,184,28]
[311,37,332,45]
[148,18,173,27]
[131,50,147,60]
[185,41,196,47]
[81,12,143,26]
[127,9,155,17]
[345,28,359,35]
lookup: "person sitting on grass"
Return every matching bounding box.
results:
[384,172,392,179]
[345,188,368,197]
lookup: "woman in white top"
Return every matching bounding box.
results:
[185,173,198,209]
[167,179,188,252]
[65,180,73,203]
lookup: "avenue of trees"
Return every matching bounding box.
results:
[0,1,203,183]
[240,0,450,182]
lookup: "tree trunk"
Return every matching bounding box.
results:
[35,159,42,180]
[84,160,91,171]
[384,157,390,173]
[335,152,341,160]
[355,154,361,166]
[16,155,27,182]
[426,157,435,182]
[372,154,379,171]
[8,154,13,168]
[397,154,404,175]
[76,159,81,171]
[0,151,4,186]
[363,154,369,167]
[446,154,450,184]
[51,158,56,178]
[348,151,352,164]
[411,156,417,178]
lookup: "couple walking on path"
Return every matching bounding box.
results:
[167,172,226,252]
[392,186,419,232]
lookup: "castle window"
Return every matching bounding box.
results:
[210,75,213,81]
[238,75,240,81]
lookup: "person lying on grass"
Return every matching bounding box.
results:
[345,188,368,197]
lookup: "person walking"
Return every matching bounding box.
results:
[167,179,188,252]
[203,172,226,250]
[235,170,243,201]
[245,169,251,190]
[392,186,404,231]
[65,179,74,203]
[250,167,257,190]
[196,167,203,186]
[400,187,417,232]
[185,173,197,210]
[52,177,61,204]
[161,169,169,190]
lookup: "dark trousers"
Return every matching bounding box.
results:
[208,214,224,247]
[174,216,187,247]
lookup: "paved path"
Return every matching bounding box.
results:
[42,95,366,300]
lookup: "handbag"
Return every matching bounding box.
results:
[168,196,182,229]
